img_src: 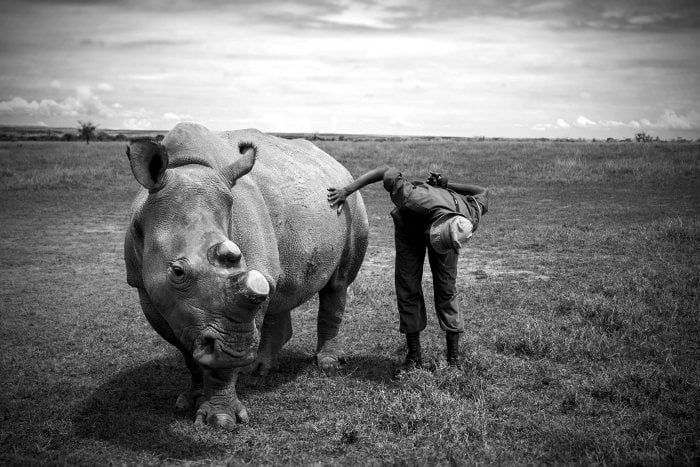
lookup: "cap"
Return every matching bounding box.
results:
[429,213,473,254]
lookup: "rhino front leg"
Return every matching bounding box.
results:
[241,308,292,376]
[316,280,348,371]
[174,355,204,411]
[137,289,203,410]
[194,368,248,429]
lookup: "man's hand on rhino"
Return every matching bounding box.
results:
[327,187,349,214]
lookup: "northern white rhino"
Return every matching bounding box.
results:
[124,122,368,429]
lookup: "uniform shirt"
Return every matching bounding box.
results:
[382,167,487,232]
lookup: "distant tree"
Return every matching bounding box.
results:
[77,121,98,144]
[635,131,653,143]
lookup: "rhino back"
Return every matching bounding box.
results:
[217,129,366,307]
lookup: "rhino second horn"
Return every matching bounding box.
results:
[217,239,242,263]
[209,239,242,266]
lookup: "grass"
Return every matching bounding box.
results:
[0,139,698,465]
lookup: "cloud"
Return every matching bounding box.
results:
[638,111,700,130]
[119,73,176,81]
[164,112,194,121]
[388,115,418,127]
[0,87,159,128]
[649,109,700,130]
[532,119,572,131]
[575,115,597,127]
[598,120,627,127]
[318,4,398,29]
[532,110,700,133]
[0,96,76,116]
[0,87,112,118]
[122,118,152,130]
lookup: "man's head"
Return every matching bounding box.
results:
[429,213,473,254]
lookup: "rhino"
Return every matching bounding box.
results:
[124,122,368,429]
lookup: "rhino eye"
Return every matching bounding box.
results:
[168,260,189,284]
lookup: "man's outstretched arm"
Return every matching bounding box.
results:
[327,165,391,213]
[446,182,488,197]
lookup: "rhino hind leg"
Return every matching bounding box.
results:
[137,289,204,410]
[315,277,349,372]
[241,308,292,376]
[314,200,368,372]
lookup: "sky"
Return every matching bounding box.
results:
[1,0,699,139]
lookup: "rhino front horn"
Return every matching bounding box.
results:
[229,270,270,316]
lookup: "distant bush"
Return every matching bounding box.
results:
[635,131,660,143]
[94,131,112,141]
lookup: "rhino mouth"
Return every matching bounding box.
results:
[192,323,258,368]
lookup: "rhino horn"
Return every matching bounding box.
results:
[228,270,270,318]
[126,139,169,191]
[220,143,256,188]
[209,239,242,267]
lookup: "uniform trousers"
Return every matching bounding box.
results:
[393,216,464,334]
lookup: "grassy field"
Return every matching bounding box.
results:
[0,139,698,465]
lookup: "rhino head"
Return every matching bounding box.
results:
[126,139,269,369]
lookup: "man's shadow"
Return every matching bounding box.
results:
[72,349,395,459]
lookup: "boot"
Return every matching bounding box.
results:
[446,331,461,367]
[404,332,422,369]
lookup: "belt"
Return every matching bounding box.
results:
[448,191,460,211]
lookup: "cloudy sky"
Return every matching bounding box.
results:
[1,0,699,138]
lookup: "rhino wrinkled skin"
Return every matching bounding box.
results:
[124,123,368,429]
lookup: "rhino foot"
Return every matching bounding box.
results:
[314,351,347,374]
[194,399,249,430]
[174,388,204,411]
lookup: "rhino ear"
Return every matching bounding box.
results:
[220,143,256,188]
[126,139,169,190]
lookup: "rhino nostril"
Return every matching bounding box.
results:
[201,335,216,352]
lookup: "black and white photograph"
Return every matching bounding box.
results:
[1,0,698,464]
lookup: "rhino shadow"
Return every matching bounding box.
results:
[339,353,398,385]
[73,350,310,460]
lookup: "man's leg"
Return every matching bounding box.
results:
[394,224,428,334]
[427,246,464,366]
[394,222,427,367]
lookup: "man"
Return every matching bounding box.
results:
[327,166,488,371]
